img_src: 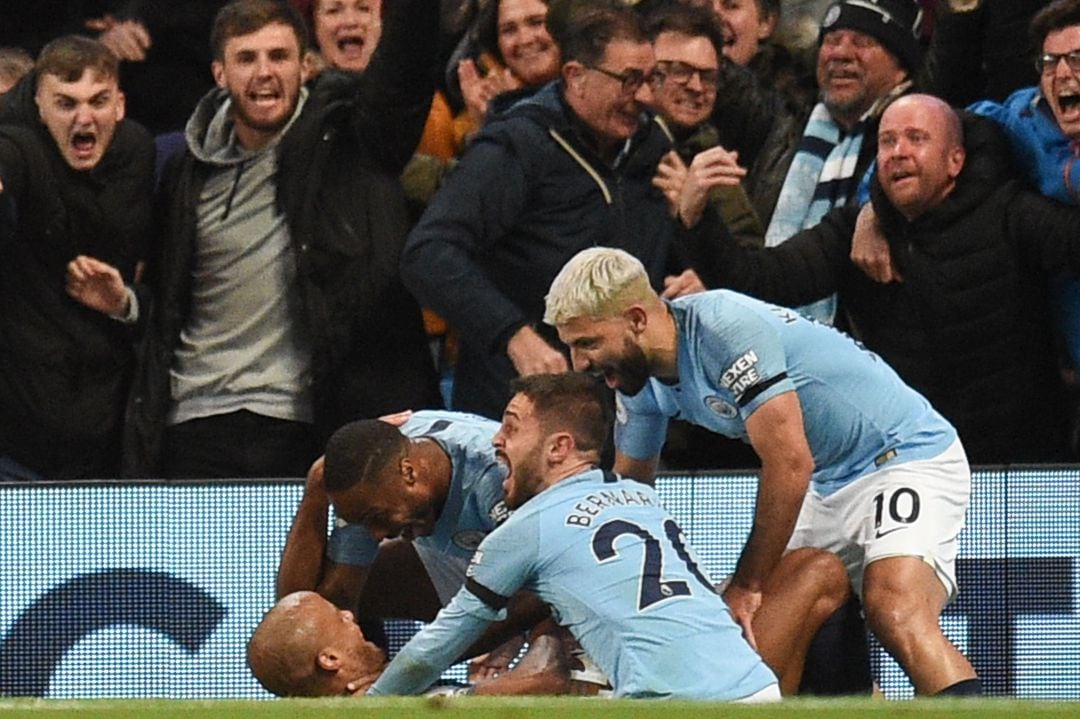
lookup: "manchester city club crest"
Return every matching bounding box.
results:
[704,395,738,418]
[453,530,486,551]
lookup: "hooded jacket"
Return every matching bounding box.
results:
[695,112,1080,463]
[122,0,441,475]
[401,81,686,419]
[0,71,154,477]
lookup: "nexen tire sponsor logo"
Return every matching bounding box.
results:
[720,350,760,397]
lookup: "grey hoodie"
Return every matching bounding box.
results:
[167,87,314,426]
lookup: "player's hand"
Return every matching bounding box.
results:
[722,583,763,650]
[345,668,384,695]
[95,18,152,62]
[506,325,569,377]
[377,409,413,427]
[661,269,706,299]
[65,255,128,316]
[468,633,526,682]
[850,203,902,284]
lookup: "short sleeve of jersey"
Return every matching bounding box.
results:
[613,390,670,460]
[696,298,797,418]
[462,508,540,610]
[326,519,380,566]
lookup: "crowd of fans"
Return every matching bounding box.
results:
[2,0,1080,481]
[11,0,1078,702]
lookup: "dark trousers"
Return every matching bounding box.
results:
[162,410,319,479]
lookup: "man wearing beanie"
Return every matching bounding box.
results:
[762,0,922,326]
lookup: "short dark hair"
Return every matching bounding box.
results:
[551,0,648,67]
[35,35,118,83]
[508,373,612,456]
[211,0,309,61]
[323,420,408,493]
[1031,0,1080,51]
[645,1,726,60]
[478,0,553,66]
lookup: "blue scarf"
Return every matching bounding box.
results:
[765,102,867,324]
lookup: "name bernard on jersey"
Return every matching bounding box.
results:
[566,488,657,527]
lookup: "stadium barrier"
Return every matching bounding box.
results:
[0,468,1077,699]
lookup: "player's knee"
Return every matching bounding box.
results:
[794,549,849,618]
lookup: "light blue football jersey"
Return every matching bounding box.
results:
[369,469,777,700]
[327,410,508,566]
[615,291,957,495]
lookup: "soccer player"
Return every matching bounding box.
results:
[247,590,571,697]
[276,410,545,643]
[545,248,980,696]
[367,373,781,701]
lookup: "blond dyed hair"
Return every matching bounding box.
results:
[544,247,657,326]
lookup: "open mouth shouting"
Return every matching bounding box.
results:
[70,130,98,162]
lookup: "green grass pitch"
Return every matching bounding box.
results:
[3,697,1079,718]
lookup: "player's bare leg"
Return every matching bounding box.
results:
[753,548,851,695]
[862,556,977,694]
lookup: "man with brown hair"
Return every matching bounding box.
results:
[69,0,442,478]
[0,35,153,480]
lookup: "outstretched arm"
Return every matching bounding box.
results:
[367,591,497,695]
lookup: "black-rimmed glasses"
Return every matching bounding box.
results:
[652,60,721,90]
[587,64,653,94]
[1036,49,1080,75]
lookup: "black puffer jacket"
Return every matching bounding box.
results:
[697,113,1080,463]
[122,0,441,476]
[0,72,154,477]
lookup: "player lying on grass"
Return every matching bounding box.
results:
[247,590,572,696]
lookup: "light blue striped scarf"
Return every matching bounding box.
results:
[764,102,866,324]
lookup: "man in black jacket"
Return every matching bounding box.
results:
[679,93,1080,464]
[0,36,154,480]
[70,0,442,478]
[401,0,708,421]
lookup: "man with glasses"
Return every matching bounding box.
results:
[400,0,714,420]
[646,3,763,248]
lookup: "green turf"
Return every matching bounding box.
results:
[2,697,1079,719]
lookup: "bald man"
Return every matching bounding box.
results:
[680,92,1080,466]
[247,590,570,697]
